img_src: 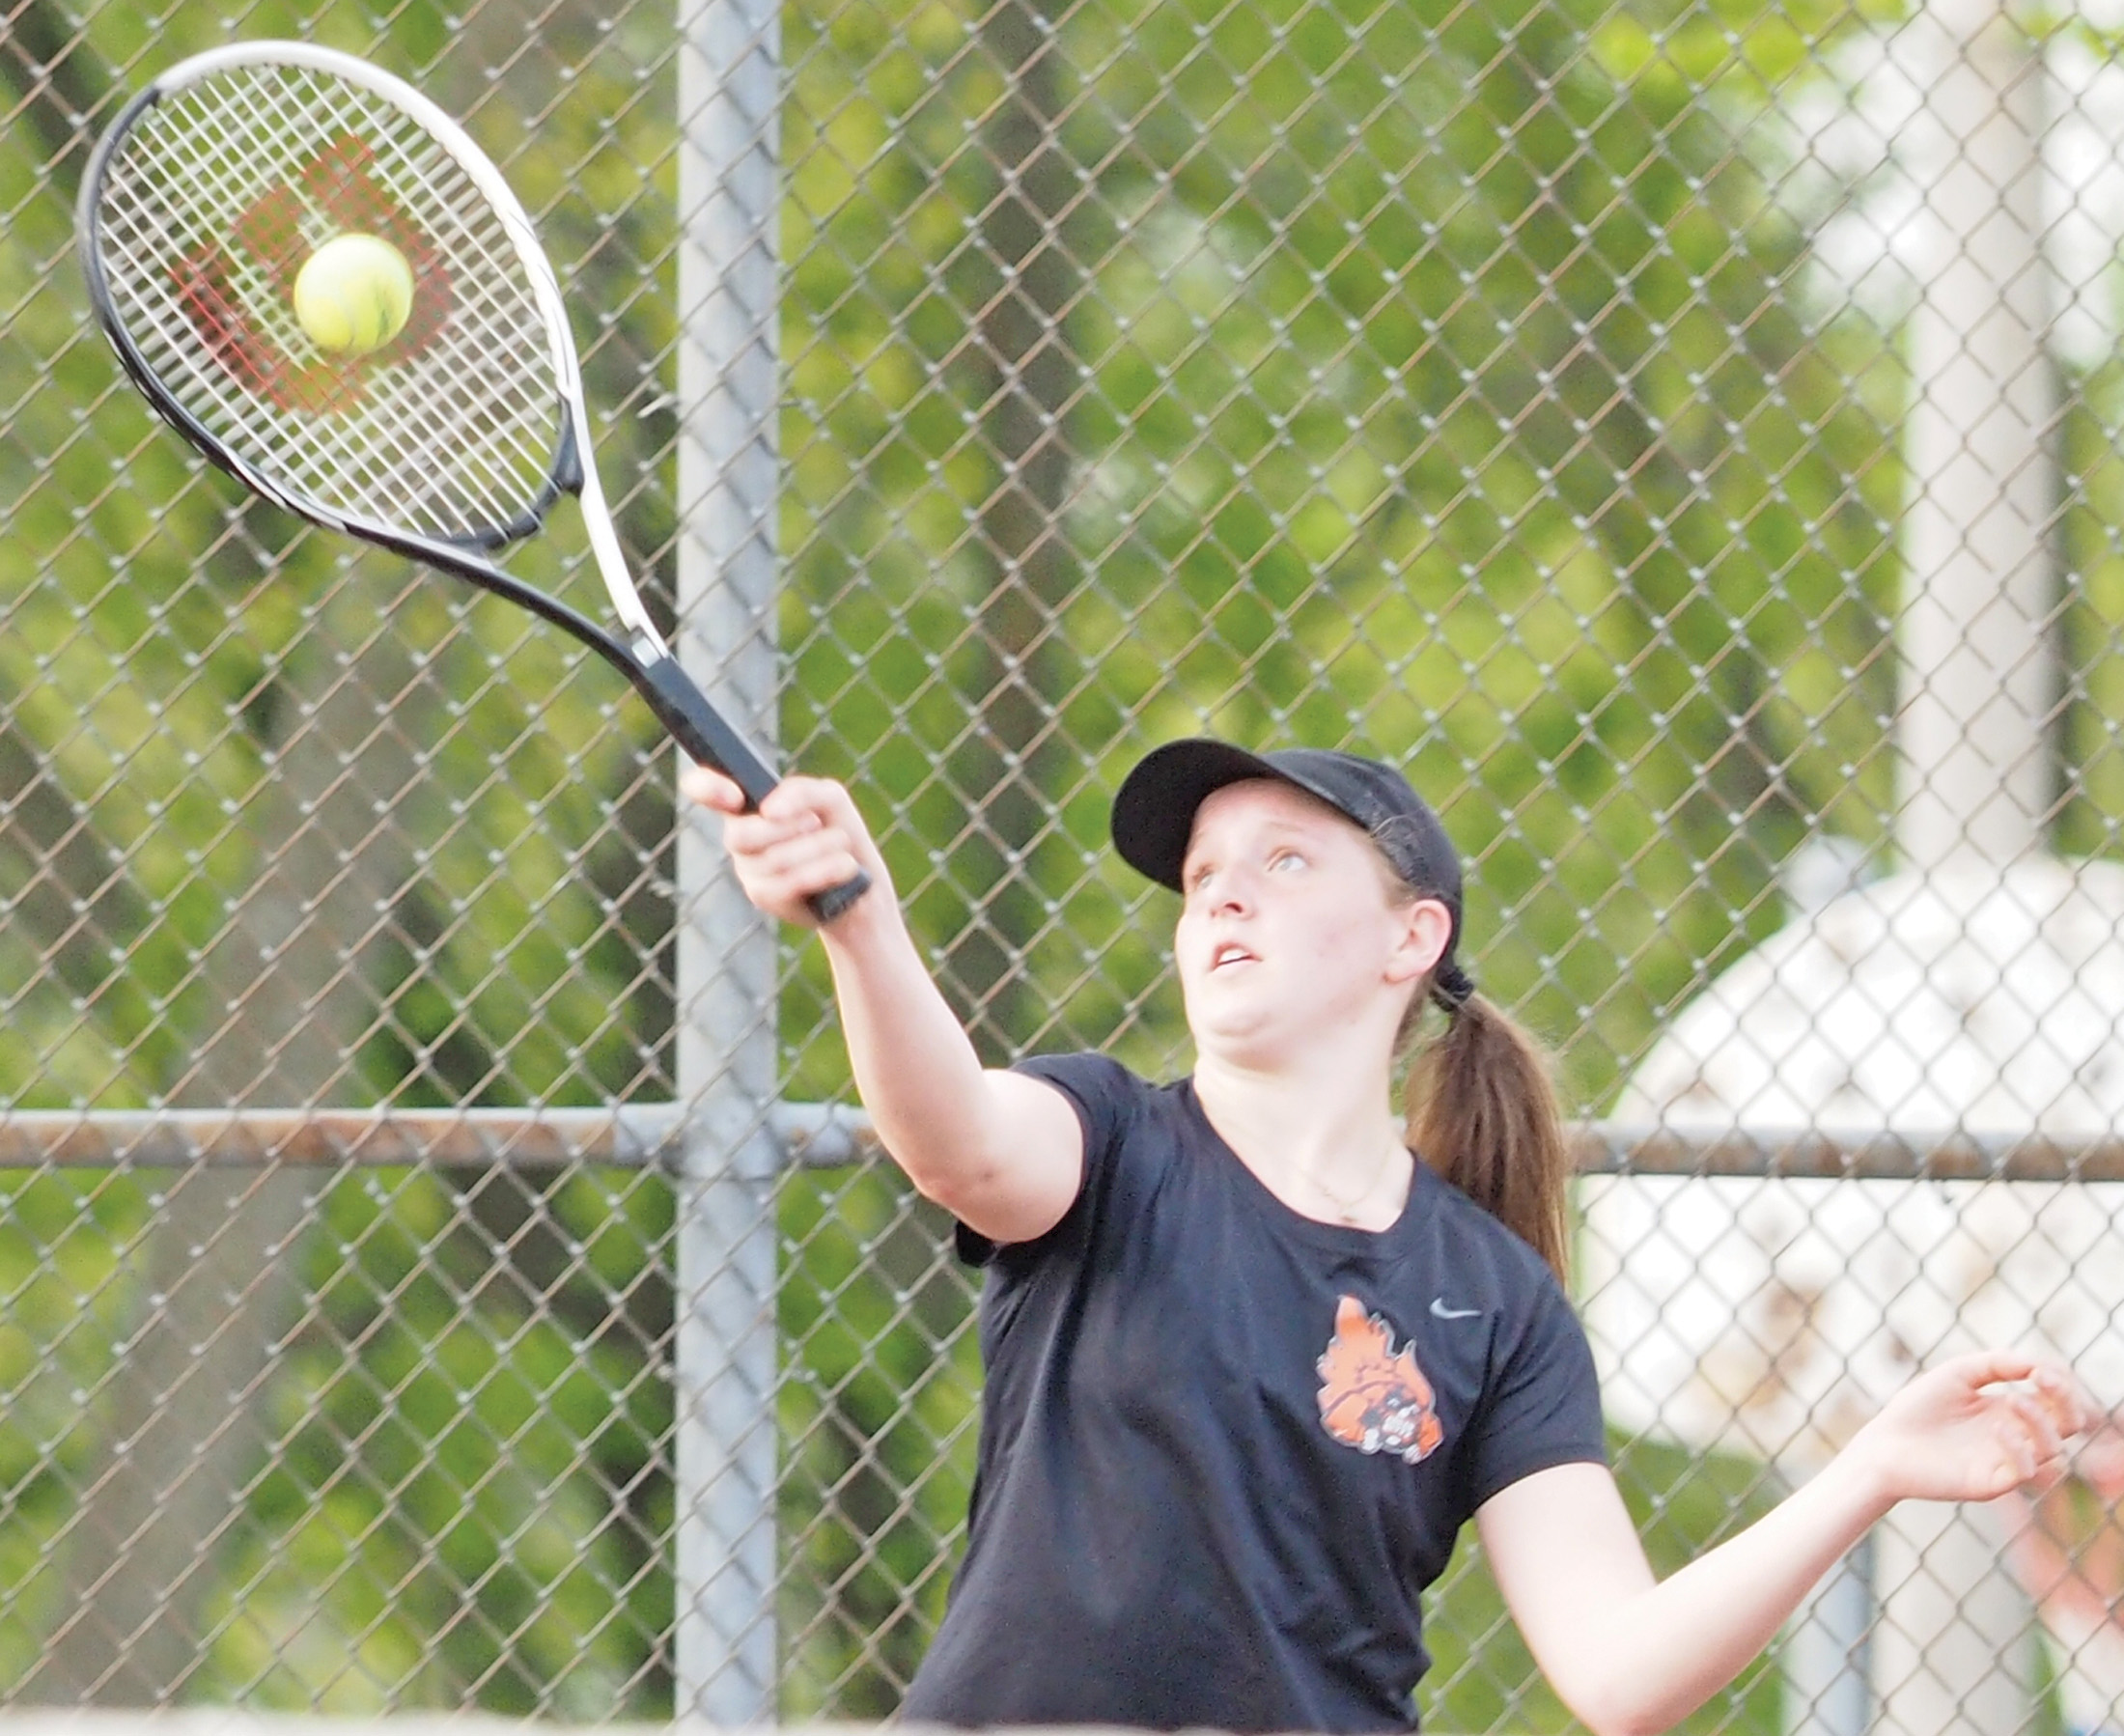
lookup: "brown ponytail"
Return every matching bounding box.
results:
[1403,994,1572,1282]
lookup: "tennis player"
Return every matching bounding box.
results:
[685,737,2089,1736]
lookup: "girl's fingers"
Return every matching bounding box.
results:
[680,764,746,812]
[2014,1413,2062,1483]
[2076,1427,2124,1495]
[1987,1368,2093,1488]
[749,824,861,886]
[679,767,886,925]
[722,820,868,925]
[2020,1367,2097,1446]
[781,849,869,901]
[1950,1349,2045,1391]
[721,806,819,856]
[2053,1371,2101,1438]
[2006,1385,2067,1448]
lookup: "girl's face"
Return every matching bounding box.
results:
[1174,780,1450,1063]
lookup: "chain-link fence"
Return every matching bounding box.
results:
[6,0,2124,1728]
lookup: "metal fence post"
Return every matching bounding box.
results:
[675,0,785,1719]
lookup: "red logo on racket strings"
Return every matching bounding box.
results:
[175,133,453,414]
[1316,1295,1444,1466]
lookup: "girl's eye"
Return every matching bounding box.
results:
[1269,849,1306,873]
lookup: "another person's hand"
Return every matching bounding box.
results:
[681,765,891,929]
[1848,1351,2093,1505]
[1996,1414,2124,1606]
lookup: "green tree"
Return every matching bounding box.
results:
[0,2,683,1705]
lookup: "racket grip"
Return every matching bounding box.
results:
[806,870,872,924]
[637,652,873,923]
[637,652,781,808]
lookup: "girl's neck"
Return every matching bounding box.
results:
[1191,1050,1411,1230]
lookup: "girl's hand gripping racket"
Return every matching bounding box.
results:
[76,41,870,923]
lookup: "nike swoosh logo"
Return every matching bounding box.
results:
[1429,1300,1482,1320]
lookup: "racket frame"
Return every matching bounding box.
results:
[78,41,867,915]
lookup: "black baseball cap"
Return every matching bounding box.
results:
[1111,738,1462,908]
[1111,739,1479,1012]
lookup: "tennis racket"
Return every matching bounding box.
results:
[76,41,869,922]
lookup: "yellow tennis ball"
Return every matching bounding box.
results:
[292,233,415,357]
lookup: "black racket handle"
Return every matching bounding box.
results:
[638,654,872,924]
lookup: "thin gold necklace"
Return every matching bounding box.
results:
[1309,1140,1409,1223]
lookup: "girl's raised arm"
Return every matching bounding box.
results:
[1477,1352,2089,1736]
[685,765,1082,1246]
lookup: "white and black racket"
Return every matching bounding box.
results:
[76,41,869,922]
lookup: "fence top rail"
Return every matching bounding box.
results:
[0,1105,687,1169]
[0,1106,2120,1181]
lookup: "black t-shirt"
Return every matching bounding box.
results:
[901,1052,1607,1733]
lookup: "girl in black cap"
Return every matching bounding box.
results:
[684,741,2086,1736]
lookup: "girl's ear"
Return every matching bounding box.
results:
[1385,897,1454,987]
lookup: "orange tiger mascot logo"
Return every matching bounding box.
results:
[1316,1295,1444,1465]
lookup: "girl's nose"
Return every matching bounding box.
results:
[1207,866,1256,914]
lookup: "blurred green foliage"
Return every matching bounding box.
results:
[3,0,2121,1721]
[773,0,1925,1112]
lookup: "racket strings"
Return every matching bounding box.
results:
[149,66,551,512]
[95,62,569,546]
